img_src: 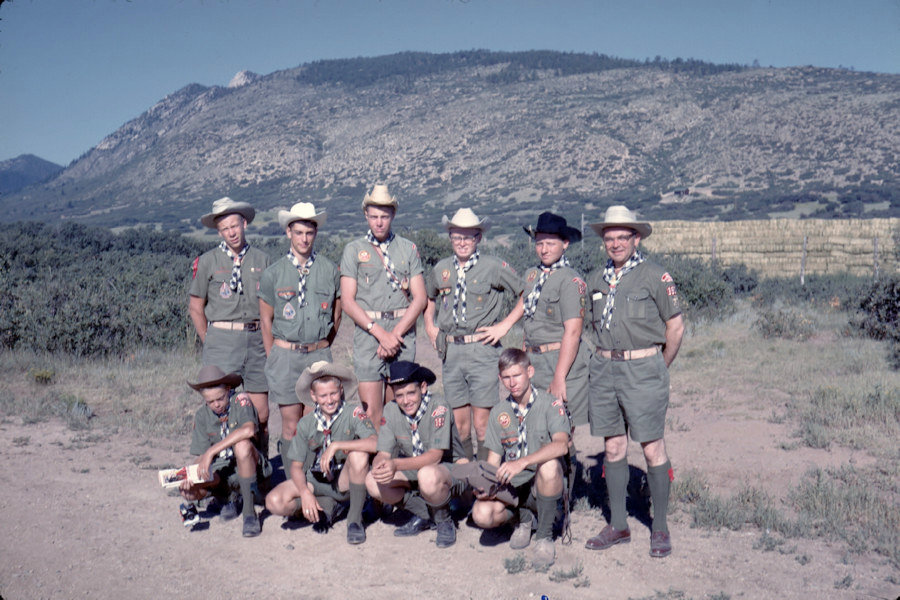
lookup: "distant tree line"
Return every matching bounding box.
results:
[296,50,745,89]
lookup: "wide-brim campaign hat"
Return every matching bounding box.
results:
[278,202,327,230]
[442,207,490,232]
[188,365,243,391]
[361,184,399,211]
[295,361,359,404]
[387,361,436,386]
[200,197,256,229]
[589,205,652,240]
[523,211,582,242]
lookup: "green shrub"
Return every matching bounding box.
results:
[851,275,899,342]
[753,273,870,308]
[655,254,735,321]
[754,308,815,340]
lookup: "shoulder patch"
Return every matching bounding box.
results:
[661,272,673,283]
[358,250,371,262]
[236,393,251,407]
[551,398,564,407]
[431,405,448,418]
[573,277,587,296]
[191,256,200,279]
[433,416,445,429]
[667,285,677,297]
[498,413,511,428]
[353,406,368,420]
[527,271,537,283]
[441,269,450,282]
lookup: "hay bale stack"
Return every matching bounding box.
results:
[641,218,898,277]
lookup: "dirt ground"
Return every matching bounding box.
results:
[1,321,898,600]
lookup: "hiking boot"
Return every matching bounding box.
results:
[531,538,556,569]
[649,530,672,558]
[509,519,533,550]
[394,515,434,537]
[435,520,456,548]
[242,512,261,537]
[220,495,243,521]
[585,524,631,550]
[347,522,367,545]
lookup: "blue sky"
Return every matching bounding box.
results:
[2,0,899,166]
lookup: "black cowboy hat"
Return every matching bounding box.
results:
[187,365,243,391]
[387,361,436,386]
[523,211,582,242]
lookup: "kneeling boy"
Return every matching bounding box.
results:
[470,349,570,568]
[366,361,464,548]
[266,361,376,544]
[181,365,272,537]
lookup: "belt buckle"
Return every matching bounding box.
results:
[452,336,466,345]
[245,322,259,332]
[610,349,626,361]
[380,311,396,321]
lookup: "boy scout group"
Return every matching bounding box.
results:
[180,185,684,568]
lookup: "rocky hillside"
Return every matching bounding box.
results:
[4,51,898,233]
[0,154,63,196]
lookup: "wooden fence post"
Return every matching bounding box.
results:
[800,235,808,286]
[873,236,879,280]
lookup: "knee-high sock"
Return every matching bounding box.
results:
[476,439,488,462]
[534,492,561,541]
[427,492,452,524]
[280,436,293,476]
[461,436,474,462]
[604,457,629,530]
[647,461,672,533]
[238,476,256,517]
[348,483,367,525]
[401,490,431,520]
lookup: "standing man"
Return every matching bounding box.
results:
[468,349,570,569]
[583,205,684,558]
[340,184,426,429]
[258,202,341,473]
[520,212,591,427]
[424,208,524,461]
[181,365,272,537]
[365,361,464,549]
[189,197,270,455]
[265,361,376,545]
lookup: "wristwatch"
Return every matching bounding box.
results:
[366,321,376,332]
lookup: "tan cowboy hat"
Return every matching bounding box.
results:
[200,197,256,229]
[295,361,359,405]
[361,184,399,210]
[187,365,243,391]
[589,205,652,239]
[441,207,490,232]
[277,202,327,230]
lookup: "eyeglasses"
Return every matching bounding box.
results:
[449,234,478,244]
[602,233,635,245]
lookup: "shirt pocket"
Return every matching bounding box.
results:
[466,281,491,313]
[625,290,653,319]
[357,264,382,290]
[537,288,560,321]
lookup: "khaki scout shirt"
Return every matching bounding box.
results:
[189,392,259,456]
[586,259,681,351]
[483,388,571,487]
[285,403,376,467]
[258,255,340,344]
[377,395,463,463]
[340,235,423,312]
[427,255,524,336]
[189,246,270,323]
[522,266,587,346]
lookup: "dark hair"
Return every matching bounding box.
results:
[310,375,341,391]
[498,348,530,372]
[288,219,318,231]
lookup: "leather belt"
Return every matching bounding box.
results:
[524,342,562,354]
[364,308,407,321]
[447,334,481,344]
[273,339,330,353]
[210,320,260,332]
[596,346,660,361]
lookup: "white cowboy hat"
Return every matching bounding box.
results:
[295,361,359,404]
[589,205,652,240]
[441,208,490,232]
[361,184,399,210]
[200,197,255,229]
[277,202,327,230]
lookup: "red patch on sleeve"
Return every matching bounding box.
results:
[573,277,586,296]
[661,272,673,283]
[666,285,677,296]
[191,256,200,279]
[353,406,368,421]
[668,467,675,482]
[237,393,251,407]
[380,417,386,427]
[431,406,447,417]
[433,416,445,429]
